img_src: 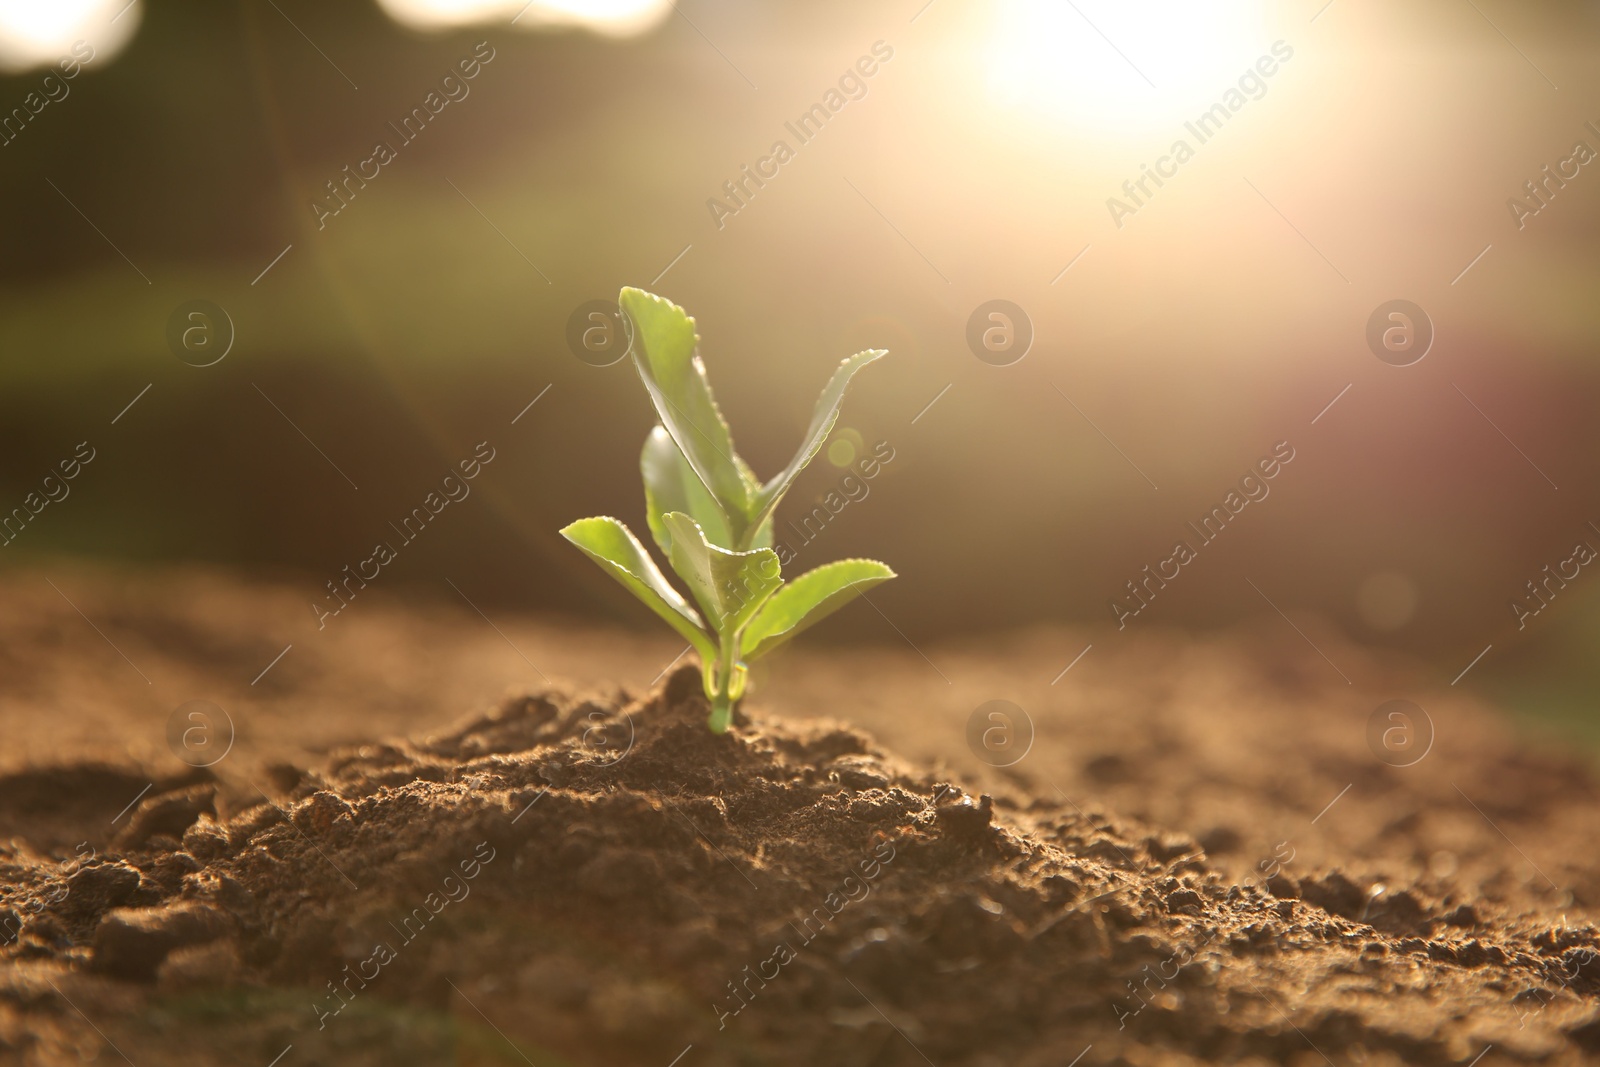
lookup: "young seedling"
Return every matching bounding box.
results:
[561,288,895,732]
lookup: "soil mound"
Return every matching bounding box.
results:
[3,667,1599,1066]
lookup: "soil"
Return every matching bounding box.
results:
[2,565,1600,1066]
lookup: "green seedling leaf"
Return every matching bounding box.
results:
[661,511,783,634]
[747,349,886,534]
[734,455,775,549]
[642,426,732,553]
[619,287,751,534]
[559,516,716,663]
[740,558,896,661]
[560,288,892,732]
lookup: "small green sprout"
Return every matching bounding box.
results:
[561,288,896,732]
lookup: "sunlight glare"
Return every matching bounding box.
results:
[987,0,1267,134]
[376,0,671,37]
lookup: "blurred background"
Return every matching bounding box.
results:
[1,0,1597,740]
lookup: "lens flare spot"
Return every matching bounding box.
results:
[827,430,862,468]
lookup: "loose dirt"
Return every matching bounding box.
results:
[1,565,1598,1065]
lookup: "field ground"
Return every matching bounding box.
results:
[2,564,1599,1065]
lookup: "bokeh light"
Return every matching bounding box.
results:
[0,0,138,73]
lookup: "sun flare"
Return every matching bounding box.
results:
[986,0,1268,134]
[374,0,670,36]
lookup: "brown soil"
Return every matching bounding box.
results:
[2,565,1600,1066]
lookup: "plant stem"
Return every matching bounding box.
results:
[708,692,732,733]
[709,520,764,732]
[707,629,737,733]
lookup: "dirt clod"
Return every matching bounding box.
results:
[111,785,216,851]
[92,901,230,980]
[61,862,142,922]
